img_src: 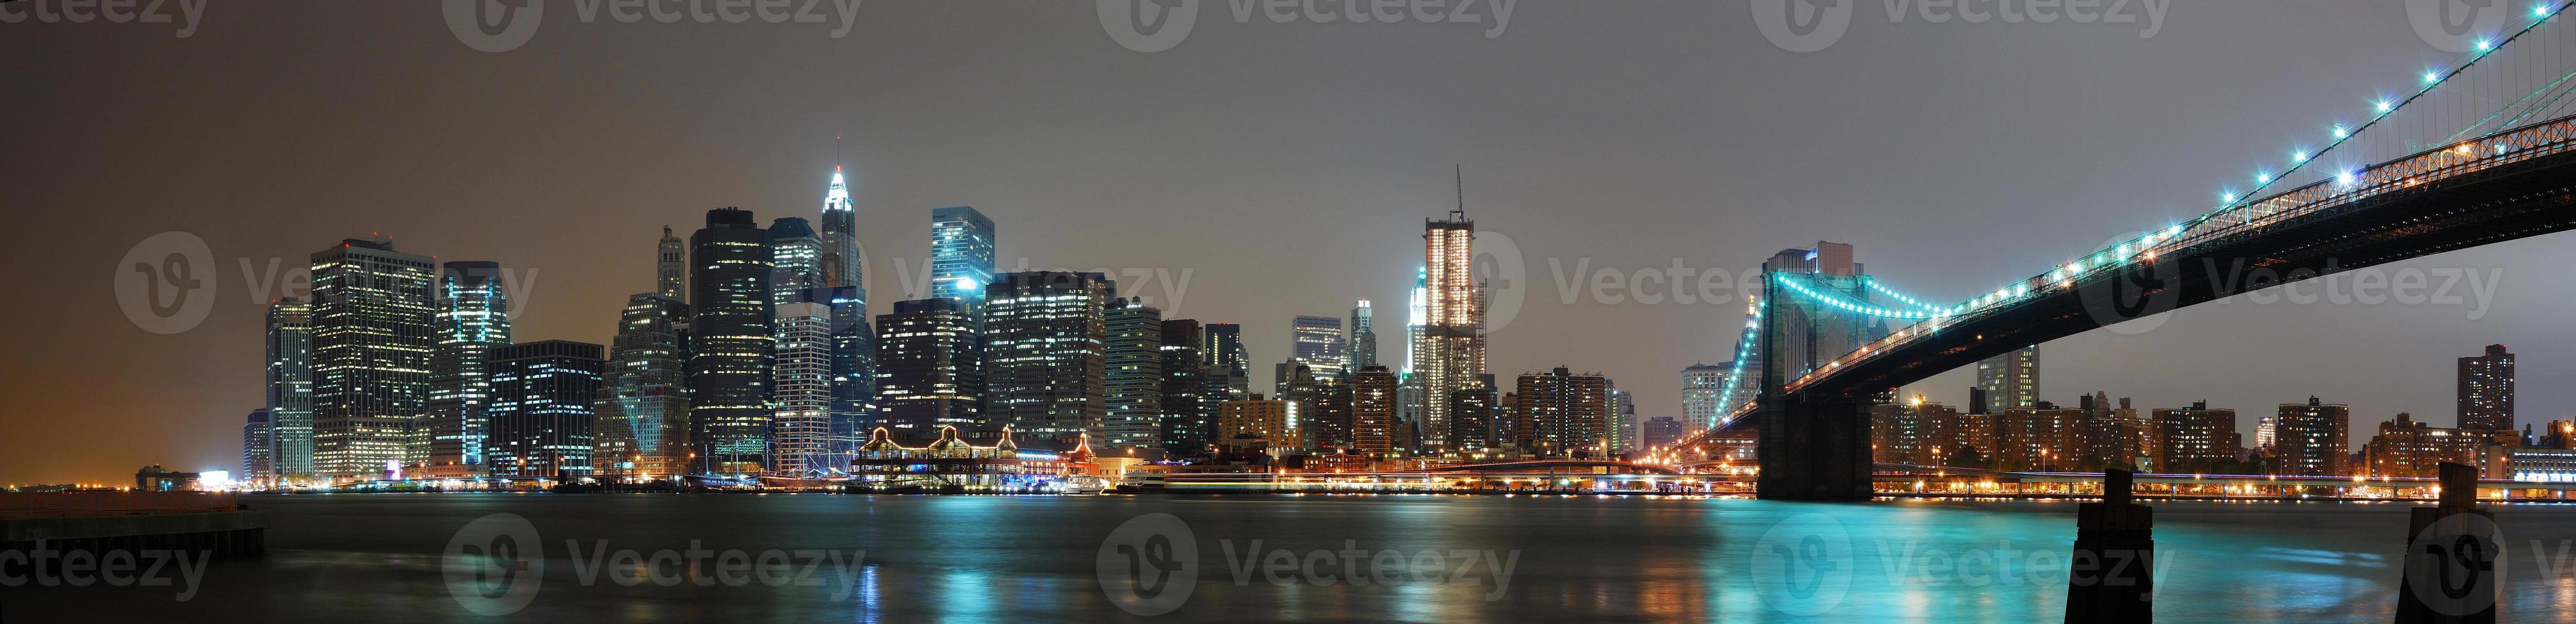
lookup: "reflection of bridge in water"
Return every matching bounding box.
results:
[1671,7,2576,499]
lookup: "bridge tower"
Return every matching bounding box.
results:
[1753,245,1893,500]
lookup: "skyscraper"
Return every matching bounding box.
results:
[1291,315,1347,381]
[1351,366,1398,456]
[1105,297,1166,451]
[819,167,865,295]
[593,293,691,482]
[1159,320,1211,451]
[688,208,774,475]
[983,271,1113,441]
[264,298,315,481]
[485,341,605,481]
[1976,346,2041,411]
[816,169,875,457]
[769,217,826,298]
[1348,301,1377,372]
[242,409,274,486]
[309,238,437,483]
[2459,344,2516,431]
[930,206,996,313]
[657,226,686,301]
[420,261,510,480]
[877,298,981,434]
[1415,205,1487,450]
[772,301,835,475]
[1206,323,1250,404]
[1681,362,1727,431]
[2275,396,2352,476]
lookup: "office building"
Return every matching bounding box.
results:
[1641,416,1686,451]
[1348,301,1377,372]
[1976,346,2041,411]
[420,261,511,479]
[242,409,274,485]
[876,298,981,434]
[485,341,605,481]
[2363,413,2514,478]
[656,226,686,300]
[772,301,835,475]
[929,206,996,313]
[1206,323,1249,404]
[1350,366,1398,456]
[1217,395,1304,457]
[983,271,1113,441]
[264,298,315,481]
[1292,315,1346,381]
[1159,320,1212,451]
[1103,298,1165,450]
[593,293,691,482]
[688,208,774,475]
[309,237,437,483]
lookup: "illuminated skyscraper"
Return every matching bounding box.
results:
[984,271,1113,441]
[420,261,511,479]
[930,206,996,313]
[593,293,690,481]
[1511,367,1611,458]
[877,298,980,433]
[2459,344,2516,431]
[771,301,835,475]
[688,208,774,475]
[1415,203,1486,450]
[1291,315,1346,381]
[309,238,437,483]
[1976,346,2041,411]
[816,169,875,455]
[1681,362,1727,432]
[769,217,825,297]
[1351,366,1398,456]
[242,409,274,485]
[1105,297,1166,450]
[264,297,315,481]
[1348,301,1377,372]
[656,226,686,301]
[485,341,605,482]
[1205,323,1250,404]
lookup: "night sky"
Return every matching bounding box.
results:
[6,1,2572,483]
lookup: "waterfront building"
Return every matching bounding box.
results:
[688,208,774,475]
[1104,297,1165,450]
[309,237,436,483]
[876,298,982,433]
[982,271,1112,441]
[420,261,510,479]
[2274,396,2351,476]
[485,341,605,482]
[592,293,691,482]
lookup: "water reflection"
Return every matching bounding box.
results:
[6,495,2576,621]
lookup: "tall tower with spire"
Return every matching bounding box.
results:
[817,166,876,453]
[1414,166,1486,451]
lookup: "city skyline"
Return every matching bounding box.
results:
[12,2,2576,483]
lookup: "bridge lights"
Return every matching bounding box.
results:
[2332,125,2349,139]
[2375,100,2394,114]
[2541,4,2558,17]
[2425,70,2444,84]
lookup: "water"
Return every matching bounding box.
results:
[6,494,2576,622]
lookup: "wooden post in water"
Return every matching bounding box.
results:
[2395,462,2498,623]
[2065,469,2153,623]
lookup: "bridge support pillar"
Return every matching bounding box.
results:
[2065,469,2153,623]
[1754,396,1873,500]
[2395,463,2498,623]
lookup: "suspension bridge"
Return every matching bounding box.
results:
[1684,2,2576,499]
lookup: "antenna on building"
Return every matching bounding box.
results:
[1452,164,1467,219]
